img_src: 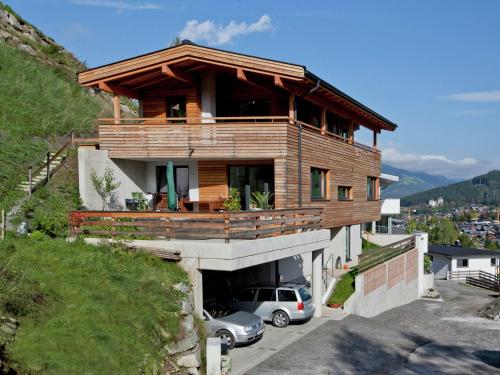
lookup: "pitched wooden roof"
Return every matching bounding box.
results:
[79,41,397,131]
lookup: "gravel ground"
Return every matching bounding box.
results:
[247,280,500,374]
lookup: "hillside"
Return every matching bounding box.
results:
[0,2,117,212]
[401,170,500,207]
[0,236,188,373]
[381,164,456,198]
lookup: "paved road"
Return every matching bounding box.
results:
[247,281,500,374]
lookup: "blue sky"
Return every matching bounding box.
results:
[7,0,500,179]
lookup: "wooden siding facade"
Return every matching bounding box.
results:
[98,120,381,228]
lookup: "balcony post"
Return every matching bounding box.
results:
[321,107,326,135]
[348,121,354,144]
[373,130,378,148]
[113,95,121,125]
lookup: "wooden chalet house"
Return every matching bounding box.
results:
[75,41,397,274]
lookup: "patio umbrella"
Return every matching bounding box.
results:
[166,161,177,211]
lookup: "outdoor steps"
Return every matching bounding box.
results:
[16,153,67,193]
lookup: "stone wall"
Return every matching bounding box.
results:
[0,315,18,373]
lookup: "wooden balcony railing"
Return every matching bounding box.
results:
[96,116,380,154]
[69,208,323,243]
[357,236,416,273]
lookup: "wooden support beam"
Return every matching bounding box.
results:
[373,130,378,148]
[113,95,121,124]
[236,68,277,95]
[321,108,327,135]
[274,75,285,89]
[98,81,139,99]
[348,120,354,144]
[161,64,193,84]
[289,92,296,120]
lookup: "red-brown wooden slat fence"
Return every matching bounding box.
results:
[69,208,323,243]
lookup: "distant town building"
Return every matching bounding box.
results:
[428,197,444,208]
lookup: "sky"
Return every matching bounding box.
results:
[6,0,500,179]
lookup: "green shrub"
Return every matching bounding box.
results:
[224,187,241,211]
[424,255,432,274]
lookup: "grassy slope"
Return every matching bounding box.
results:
[0,40,109,211]
[328,269,357,305]
[0,236,187,374]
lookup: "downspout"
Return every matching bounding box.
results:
[297,79,321,207]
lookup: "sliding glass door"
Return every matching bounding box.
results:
[228,165,274,210]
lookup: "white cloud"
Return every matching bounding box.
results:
[381,147,486,179]
[179,15,273,45]
[69,0,162,10]
[443,90,500,103]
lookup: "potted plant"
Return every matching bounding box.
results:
[223,187,241,211]
[250,191,274,210]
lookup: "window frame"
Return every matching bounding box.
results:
[310,167,330,201]
[491,258,498,267]
[457,258,469,268]
[367,176,379,201]
[338,186,353,201]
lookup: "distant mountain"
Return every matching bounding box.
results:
[381,164,457,198]
[401,170,500,207]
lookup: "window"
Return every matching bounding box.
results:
[167,96,186,119]
[457,259,469,268]
[326,112,349,139]
[338,186,352,201]
[257,289,275,302]
[346,225,351,261]
[367,176,378,200]
[237,288,257,302]
[277,289,297,302]
[311,168,329,200]
[491,258,498,267]
[298,288,312,302]
[155,166,189,198]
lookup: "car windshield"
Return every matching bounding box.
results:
[298,287,312,301]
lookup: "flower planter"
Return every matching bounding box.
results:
[328,303,343,309]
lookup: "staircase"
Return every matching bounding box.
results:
[16,136,73,195]
[466,271,500,292]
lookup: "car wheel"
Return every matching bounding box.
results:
[272,310,290,328]
[216,329,236,349]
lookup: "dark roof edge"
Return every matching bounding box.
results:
[429,244,500,257]
[305,70,398,130]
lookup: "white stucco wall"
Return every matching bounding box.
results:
[381,198,400,215]
[78,149,148,210]
[450,256,499,275]
[323,224,362,270]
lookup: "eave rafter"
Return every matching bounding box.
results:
[98,81,139,99]
[161,64,194,84]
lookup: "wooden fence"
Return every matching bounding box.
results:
[69,208,323,243]
[357,236,416,273]
[465,271,500,292]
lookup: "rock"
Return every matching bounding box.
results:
[176,351,201,368]
[164,331,198,355]
[0,323,16,336]
[494,313,499,321]
[174,282,191,295]
[157,325,171,340]
[186,366,200,375]
[182,314,194,334]
[180,300,194,316]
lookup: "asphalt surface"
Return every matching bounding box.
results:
[247,280,500,374]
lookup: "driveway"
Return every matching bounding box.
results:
[247,280,500,374]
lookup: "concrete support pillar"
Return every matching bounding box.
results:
[181,259,204,317]
[371,221,376,234]
[415,232,429,297]
[388,216,393,234]
[312,249,323,318]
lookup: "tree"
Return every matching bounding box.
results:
[90,168,121,210]
[169,36,182,47]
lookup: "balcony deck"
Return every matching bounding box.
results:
[69,208,323,243]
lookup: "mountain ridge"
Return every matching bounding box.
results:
[381,164,457,198]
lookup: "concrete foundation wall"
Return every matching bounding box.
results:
[423,273,434,291]
[78,149,147,210]
[344,233,428,318]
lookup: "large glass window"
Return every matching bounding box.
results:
[167,96,186,119]
[228,165,274,210]
[326,112,350,139]
[311,168,329,200]
[367,176,378,200]
[297,98,321,128]
[155,165,189,198]
[346,225,351,261]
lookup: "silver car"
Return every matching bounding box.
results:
[203,306,265,349]
[230,283,315,328]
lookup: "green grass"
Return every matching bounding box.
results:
[362,238,380,252]
[0,236,188,374]
[328,269,357,305]
[0,40,111,212]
